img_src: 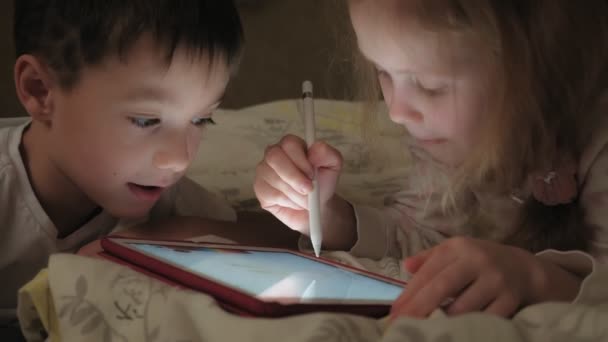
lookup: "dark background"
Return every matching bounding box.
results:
[0,0,355,117]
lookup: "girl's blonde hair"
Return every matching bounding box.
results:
[345,0,608,252]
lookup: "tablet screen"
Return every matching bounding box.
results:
[127,242,404,304]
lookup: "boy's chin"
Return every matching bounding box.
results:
[105,203,155,221]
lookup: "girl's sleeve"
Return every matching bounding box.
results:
[348,202,448,260]
[296,198,448,260]
[578,143,608,263]
[576,93,608,263]
[535,123,608,305]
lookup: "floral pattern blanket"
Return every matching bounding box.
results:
[18,254,608,342]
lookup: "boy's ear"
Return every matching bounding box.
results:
[14,55,57,125]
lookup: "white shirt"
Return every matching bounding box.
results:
[0,122,236,323]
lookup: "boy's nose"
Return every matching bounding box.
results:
[153,135,193,172]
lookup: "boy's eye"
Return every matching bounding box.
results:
[192,117,216,127]
[129,117,160,128]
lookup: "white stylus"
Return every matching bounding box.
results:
[302,80,322,257]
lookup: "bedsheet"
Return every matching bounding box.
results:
[18,253,608,341]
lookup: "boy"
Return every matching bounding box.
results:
[0,0,244,328]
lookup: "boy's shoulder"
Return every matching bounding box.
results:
[0,120,28,173]
[0,120,32,217]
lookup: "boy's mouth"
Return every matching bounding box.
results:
[127,183,165,202]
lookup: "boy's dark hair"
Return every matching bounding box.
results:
[14,0,245,89]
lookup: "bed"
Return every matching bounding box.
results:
[4,100,608,341]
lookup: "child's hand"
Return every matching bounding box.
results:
[254,134,343,235]
[77,239,103,258]
[390,237,541,319]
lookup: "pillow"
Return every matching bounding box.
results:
[0,100,410,212]
[189,99,409,211]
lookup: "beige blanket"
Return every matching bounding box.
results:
[18,254,608,341]
[9,100,608,340]
[189,99,409,210]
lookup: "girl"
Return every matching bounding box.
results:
[254,0,608,319]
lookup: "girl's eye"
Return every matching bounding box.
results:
[192,117,216,127]
[410,76,447,97]
[129,117,160,128]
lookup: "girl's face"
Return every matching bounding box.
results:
[349,0,495,165]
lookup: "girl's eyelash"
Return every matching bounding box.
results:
[376,69,446,97]
[129,117,160,128]
[410,76,447,96]
[192,117,216,127]
[420,85,447,97]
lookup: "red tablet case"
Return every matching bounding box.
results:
[100,237,404,318]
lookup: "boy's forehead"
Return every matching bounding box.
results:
[76,36,231,109]
[121,84,224,107]
[101,36,229,79]
[122,86,175,103]
[116,34,226,68]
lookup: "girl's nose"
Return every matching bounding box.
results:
[387,95,424,125]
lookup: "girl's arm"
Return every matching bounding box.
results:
[528,115,608,303]
[530,254,584,303]
[344,200,448,260]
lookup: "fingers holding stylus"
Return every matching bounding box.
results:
[254,136,343,206]
[255,135,312,208]
[267,135,314,188]
[256,163,307,210]
[307,141,343,203]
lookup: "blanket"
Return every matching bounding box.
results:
[18,254,608,341]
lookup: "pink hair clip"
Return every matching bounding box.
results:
[529,159,578,206]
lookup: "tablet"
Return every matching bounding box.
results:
[100,237,406,317]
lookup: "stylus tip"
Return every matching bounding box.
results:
[312,243,321,258]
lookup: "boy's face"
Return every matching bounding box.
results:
[47,36,229,218]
